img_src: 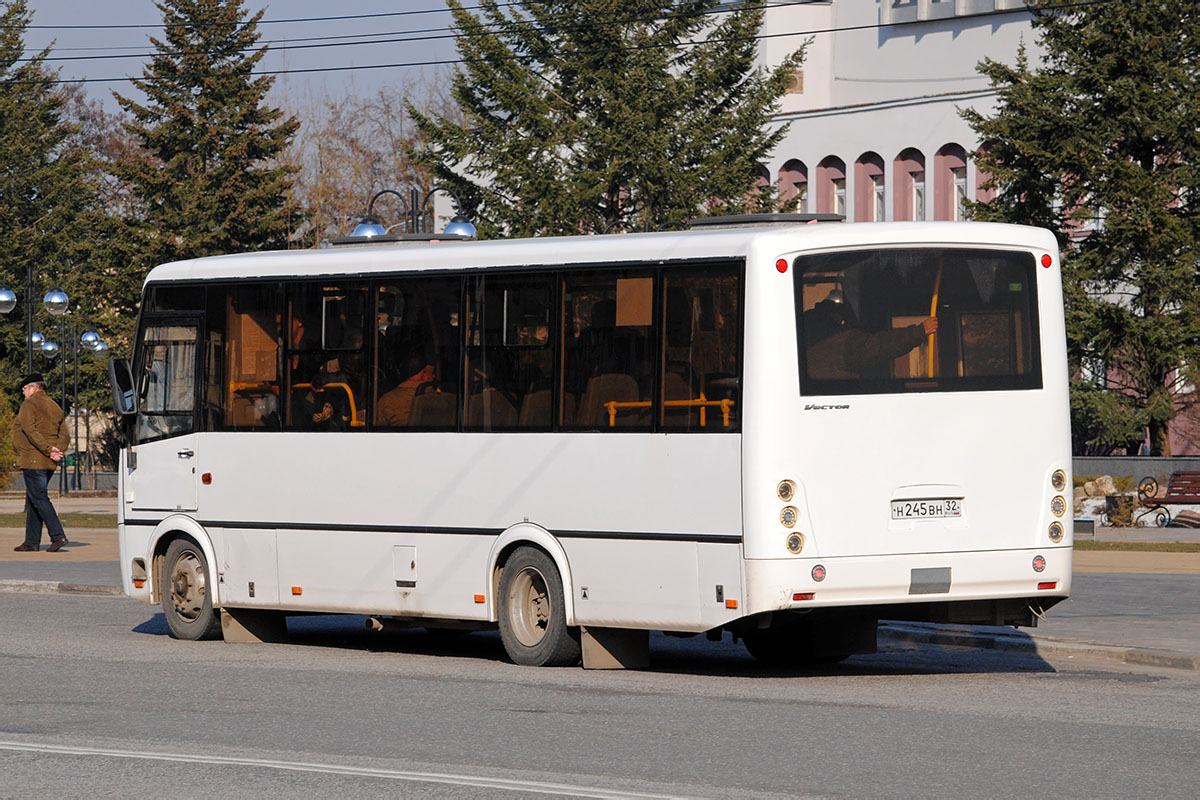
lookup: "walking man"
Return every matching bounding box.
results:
[11,373,69,553]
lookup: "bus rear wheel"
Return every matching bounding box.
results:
[161,538,222,641]
[498,547,580,667]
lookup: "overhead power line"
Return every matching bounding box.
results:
[11,1,1103,87]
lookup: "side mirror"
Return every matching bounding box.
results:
[108,357,137,417]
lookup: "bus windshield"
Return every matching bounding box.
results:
[796,247,1041,395]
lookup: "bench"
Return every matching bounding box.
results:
[1135,472,1200,526]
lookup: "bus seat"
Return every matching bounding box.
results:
[410,389,457,427]
[466,388,518,428]
[577,374,640,428]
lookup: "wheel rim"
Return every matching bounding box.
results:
[507,566,550,648]
[169,550,207,622]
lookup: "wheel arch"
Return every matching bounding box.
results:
[148,516,220,608]
[486,523,576,625]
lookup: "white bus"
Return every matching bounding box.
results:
[109,216,1072,668]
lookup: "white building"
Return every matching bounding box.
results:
[759,0,1037,222]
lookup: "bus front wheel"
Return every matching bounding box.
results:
[161,538,222,641]
[497,547,580,667]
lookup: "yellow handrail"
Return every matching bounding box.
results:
[604,395,735,427]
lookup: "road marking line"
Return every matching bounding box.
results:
[0,739,683,799]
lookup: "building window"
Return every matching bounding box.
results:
[912,171,925,221]
[873,175,886,222]
[786,69,804,95]
[834,178,846,217]
[953,167,968,221]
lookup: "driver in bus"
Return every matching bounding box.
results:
[805,289,938,380]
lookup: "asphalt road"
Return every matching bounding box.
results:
[1,592,1197,798]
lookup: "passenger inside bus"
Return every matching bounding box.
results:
[805,290,938,380]
[295,367,352,431]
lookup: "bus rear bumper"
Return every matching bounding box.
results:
[743,546,1072,621]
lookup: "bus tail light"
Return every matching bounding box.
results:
[1048,522,1064,542]
[1038,581,1058,591]
[792,592,815,601]
[811,564,826,582]
[1051,469,1067,491]
[1032,555,1046,572]
[786,533,804,554]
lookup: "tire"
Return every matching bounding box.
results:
[161,538,222,640]
[742,627,808,665]
[497,546,580,666]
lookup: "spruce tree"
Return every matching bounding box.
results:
[411,0,804,237]
[114,0,301,265]
[964,0,1200,455]
[0,0,104,395]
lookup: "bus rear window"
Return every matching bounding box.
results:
[796,248,1041,395]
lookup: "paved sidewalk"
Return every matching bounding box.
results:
[0,502,1197,670]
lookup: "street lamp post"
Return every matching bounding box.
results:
[349,185,477,240]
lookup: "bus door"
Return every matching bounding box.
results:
[129,316,203,512]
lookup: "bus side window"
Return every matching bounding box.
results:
[205,284,282,432]
[465,274,553,431]
[135,322,199,443]
[659,265,741,431]
[285,283,369,431]
[562,272,654,430]
[373,277,462,430]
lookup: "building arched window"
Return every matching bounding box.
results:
[816,156,847,217]
[935,143,968,221]
[779,159,808,212]
[854,152,885,222]
[893,148,926,221]
[747,163,771,212]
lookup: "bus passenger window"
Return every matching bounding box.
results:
[465,274,553,431]
[283,283,368,431]
[374,277,462,430]
[659,264,741,431]
[205,284,282,432]
[562,272,654,430]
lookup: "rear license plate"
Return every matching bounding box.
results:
[891,498,963,519]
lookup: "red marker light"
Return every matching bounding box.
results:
[776,259,789,273]
[811,564,826,582]
[1033,555,1047,573]
[202,473,213,485]
[1038,581,1058,591]
[792,592,815,601]
[1041,254,1053,268]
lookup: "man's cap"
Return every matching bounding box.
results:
[19,373,44,389]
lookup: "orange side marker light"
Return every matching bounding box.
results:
[473,594,485,604]
[133,579,145,589]
[291,586,302,596]
[725,599,738,609]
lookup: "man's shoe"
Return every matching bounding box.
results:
[13,543,38,552]
[46,539,68,553]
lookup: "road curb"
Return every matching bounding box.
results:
[0,579,122,597]
[879,621,1200,672]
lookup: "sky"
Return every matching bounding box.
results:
[24,1,461,113]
